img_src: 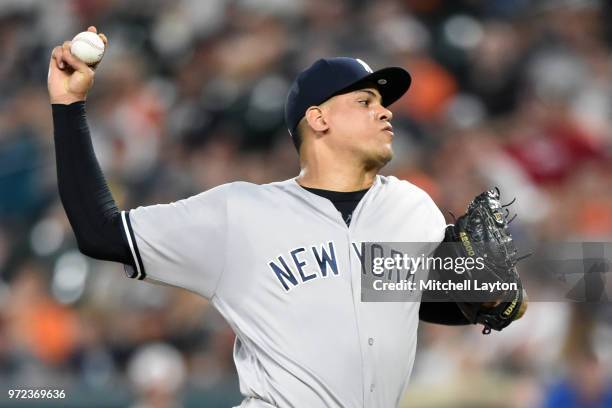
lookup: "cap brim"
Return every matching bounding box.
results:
[338,67,412,107]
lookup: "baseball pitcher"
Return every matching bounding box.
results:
[48,27,526,407]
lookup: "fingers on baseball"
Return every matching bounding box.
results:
[50,46,65,70]
[61,42,93,74]
[98,33,108,46]
[93,34,108,70]
[86,26,108,67]
[86,25,107,45]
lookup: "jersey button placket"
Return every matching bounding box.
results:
[347,230,369,406]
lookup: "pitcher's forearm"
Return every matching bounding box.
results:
[53,102,132,265]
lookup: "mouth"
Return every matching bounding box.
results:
[382,124,394,136]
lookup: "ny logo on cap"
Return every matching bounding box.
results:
[356,58,373,73]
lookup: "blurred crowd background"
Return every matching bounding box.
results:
[0,0,611,407]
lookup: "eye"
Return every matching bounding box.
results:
[358,100,369,106]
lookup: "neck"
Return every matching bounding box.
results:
[296,155,379,192]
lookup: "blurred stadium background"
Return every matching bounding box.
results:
[0,0,611,407]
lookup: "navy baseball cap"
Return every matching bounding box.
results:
[284,57,412,137]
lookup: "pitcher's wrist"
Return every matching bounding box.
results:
[50,94,87,105]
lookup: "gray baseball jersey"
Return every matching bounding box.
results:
[120,175,446,407]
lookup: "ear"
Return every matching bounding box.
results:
[304,106,329,133]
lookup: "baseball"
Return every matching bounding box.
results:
[70,31,105,65]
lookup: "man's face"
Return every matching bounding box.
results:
[321,87,394,169]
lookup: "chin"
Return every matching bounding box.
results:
[364,147,393,170]
[379,143,394,163]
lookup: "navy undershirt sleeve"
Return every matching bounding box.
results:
[52,102,133,266]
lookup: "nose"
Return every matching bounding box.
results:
[378,106,393,122]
